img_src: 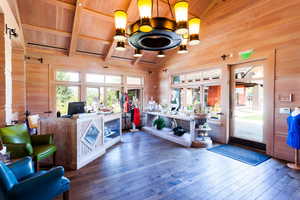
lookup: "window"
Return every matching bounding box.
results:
[86,74,104,83]
[56,71,79,82]
[203,69,221,81]
[86,87,105,111]
[56,86,79,115]
[105,75,122,84]
[204,85,221,119]
[106,88,121,113]
[127,76,143,85]
[172,75,185,84]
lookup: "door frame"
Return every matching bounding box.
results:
[225,50,275,155]
[229,60,266,147]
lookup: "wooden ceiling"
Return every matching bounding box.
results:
[17,0,216,66]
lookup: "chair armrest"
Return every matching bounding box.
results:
[4,143,32,158]
[10,166,64,194]
[7,157,35,181]
[31,134,53,145]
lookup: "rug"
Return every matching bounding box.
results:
[208,144,270,166]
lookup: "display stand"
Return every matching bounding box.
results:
[287,149,300,170]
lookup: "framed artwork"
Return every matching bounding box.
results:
[81,121,101,149]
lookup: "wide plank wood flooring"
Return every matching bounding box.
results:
[65,132,300,200]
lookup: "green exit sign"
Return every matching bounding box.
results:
[239,49,254,60]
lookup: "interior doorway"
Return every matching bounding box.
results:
[230,61,265,147]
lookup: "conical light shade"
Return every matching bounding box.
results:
[174,1,189,34]
[189,18,201,45]
[114,10,127,41]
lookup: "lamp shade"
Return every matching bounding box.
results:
[189,18,201,45]
[138,0,153,32]
[114,10,127,41]
[174,1,189,34]
[157,50,165,58]
[134,49,143,57]
[115,41,126,51]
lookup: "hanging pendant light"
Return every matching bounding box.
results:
[133,49,143,57]
[138,0,153,32]
[174,1,189,35]
[114,10,128,41]
[115,41,126,51]
[157,50,165,58]
[178,34,188,54]
[188,17,201,46]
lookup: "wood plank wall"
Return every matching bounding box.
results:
[0,14,5,126]
[24,50,160,117]
[12,48,26,121]
[159,0,300,161]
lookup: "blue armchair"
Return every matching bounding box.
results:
[0,156,70,200]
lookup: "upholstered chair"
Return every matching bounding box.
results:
[0,156,70,200]
[0,123,56,170]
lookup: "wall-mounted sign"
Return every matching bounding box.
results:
[239,49,254,60]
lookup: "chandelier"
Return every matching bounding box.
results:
[113,0,201,58]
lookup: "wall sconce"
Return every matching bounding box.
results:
[148,71,153,74]
[162,69,168,73]
[221,54,233,61]
[5,24,18,39]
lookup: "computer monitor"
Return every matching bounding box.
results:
[67,102,86,116]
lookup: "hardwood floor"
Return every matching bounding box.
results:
[65,132,300,200]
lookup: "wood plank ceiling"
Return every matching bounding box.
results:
[17,0,215,66]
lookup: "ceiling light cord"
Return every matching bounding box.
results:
[157,0,159,17]
[168,0,174,19]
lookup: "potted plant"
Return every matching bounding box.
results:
[153,117,165,130]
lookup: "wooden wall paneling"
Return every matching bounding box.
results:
[274,44,300,162]
[0,14,5,126]
[12,48,26,121]
[26,62,50,117]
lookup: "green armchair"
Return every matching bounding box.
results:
[0,124,56,170]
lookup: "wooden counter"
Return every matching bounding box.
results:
[40,113,122,170]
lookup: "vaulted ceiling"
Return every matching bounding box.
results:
[17,0,217,66]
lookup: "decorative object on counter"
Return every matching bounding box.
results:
[192,123,212,148]
[173,126,186,136]
[82,121,101,149]
[153,117,166,130]
[286,107,300,170]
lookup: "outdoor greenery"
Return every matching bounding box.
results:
[56,86,78,115]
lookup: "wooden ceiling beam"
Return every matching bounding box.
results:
[200,0,222,18]
[132,56,143,66]
[104,41,117,62]
[22,24,111,45]
[69,0,85,56]
[78,34,111,45]
[22,23,71,37]
[40,0,75,10]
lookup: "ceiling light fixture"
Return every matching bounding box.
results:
[113,0,201,57]
[174,1,189,35]
[188,18,201,46]
[157,50,165,58]
[134,49,143,57]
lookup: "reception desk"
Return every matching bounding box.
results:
[40,113,122,170]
